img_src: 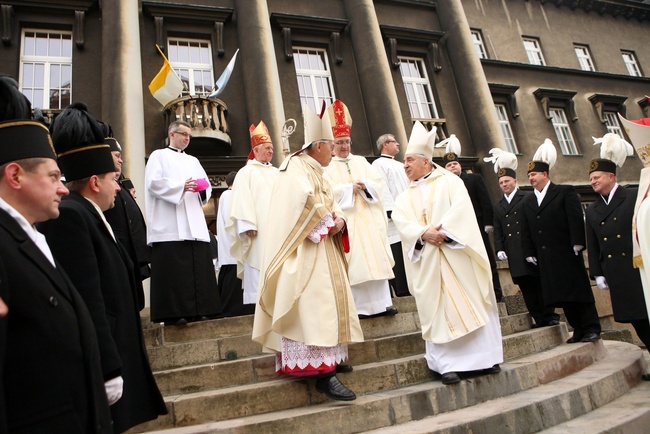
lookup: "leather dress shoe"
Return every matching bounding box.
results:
[441,372,461,385]
[532,319,560,329]
[315,375,356,401]
[642,374,650,381]
[384,307,398,316]
[336,364,353,373]
[165,318,188,326]
[483,364,501,375]
[580,332,600,343]
[566,334,583,344]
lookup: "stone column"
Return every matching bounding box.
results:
[435,0,502,159]
[100,0,146,203]
[235,0,286,164]
[343,0,407,151]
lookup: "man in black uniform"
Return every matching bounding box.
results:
[486,149,559,327]
[39,103,167,432]
[585,134,650,372]
[521,139,601,344]
[0,76,112,433]
[441,135,503,301]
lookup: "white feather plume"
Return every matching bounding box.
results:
[435,134,462,156]
[592,133,634,167]
[532,139,557,169]
[483,148,518,173]
[426,126,438,148]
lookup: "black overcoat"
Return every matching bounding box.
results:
[0,208,112,433]
[521,183,594,305]
[493,189,539,281]
[460,171,493,228]
[586,186,647,322]
[104,186,151,309]
[38,192,166,433]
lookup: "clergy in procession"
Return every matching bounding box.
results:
[323,100,397,318]
[485,148,559,328]
[520,139,601,344]
[438,135,503,301]
[372,133,411,297]
[617,114,650,325]
[144,120,220,326]
[252,103,363,402]
[38,103,167,432]
[226,121,278,307]
[392,122,503,386]
[585,133,650,375]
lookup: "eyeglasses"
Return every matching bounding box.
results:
[334,139,351,146]
[173,131,192,139]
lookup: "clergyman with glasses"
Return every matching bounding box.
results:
[144,120,221,326]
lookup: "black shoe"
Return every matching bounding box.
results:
[384,307,398,316]
[641,374,650,381]
[581,332,600,343]
[547,319,560,326]
[441,372,461,385]
[165,318,188,326]
[358,314,370,319]
[315,375,356,401]
[483,364,501,375]
[336,364,353,373]
[566,334,583,344]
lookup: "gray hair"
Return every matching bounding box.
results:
[376,134,395,153]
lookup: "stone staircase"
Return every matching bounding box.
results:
[130,296,650,433]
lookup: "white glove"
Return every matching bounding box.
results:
[484,225,494,234]
[105,376,124,405]
[595,276,609,290]
[573,245,584,256]
[526,256,538,266]
[497,251,508,261]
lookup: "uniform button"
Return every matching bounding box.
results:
[607,255,612,258]
[49,296,58,307]
[507,224,510,227]
[538,230,542,234]
[542,246,546,249]
[601,222,604,225]
[614,217,617,221]
[516,231,520,234]
[537,216,540,219]
[622,253,626,256]
[514,211,517,214]
[508,234,512,237]
[604,237,608,241]
[505,214,509,218]
[617,235,621,239]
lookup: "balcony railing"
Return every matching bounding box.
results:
[164,95,232,157]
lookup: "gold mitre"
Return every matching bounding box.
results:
[618,113,650,168]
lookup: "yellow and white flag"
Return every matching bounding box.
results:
[148,45,184,107]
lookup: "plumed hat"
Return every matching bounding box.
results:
[527,139,557,173]
[248,121,272,160]
[325,99,352,139]
[618,113,650,168]
[0,76,56,165]
[404,121,436,160]
[589,133,634,174]
[50,102,116,181]
[483,148,518,179]
[436,134,461,166]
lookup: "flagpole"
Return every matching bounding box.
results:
[155,44,172,64]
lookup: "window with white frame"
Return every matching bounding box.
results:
[523,38,545,66]
[398,56,439,119]
[550,108,578,155]
[167,38,214,97]
[494,104,518,153]
[603,112,624,137]
[574,45,595,72]
[20,30,72,110]
[621,51,642,77]
[292,47,335,113]
[471,30,487,59]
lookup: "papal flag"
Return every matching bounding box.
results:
[148,45,184,107]
[208,48,239,98]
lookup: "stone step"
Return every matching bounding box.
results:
[147,311,533,372]
[133,333,608,433]
[131,323,567,432]
[365,341,644,434]
[538,380,650,434]
[143,296,504,348]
